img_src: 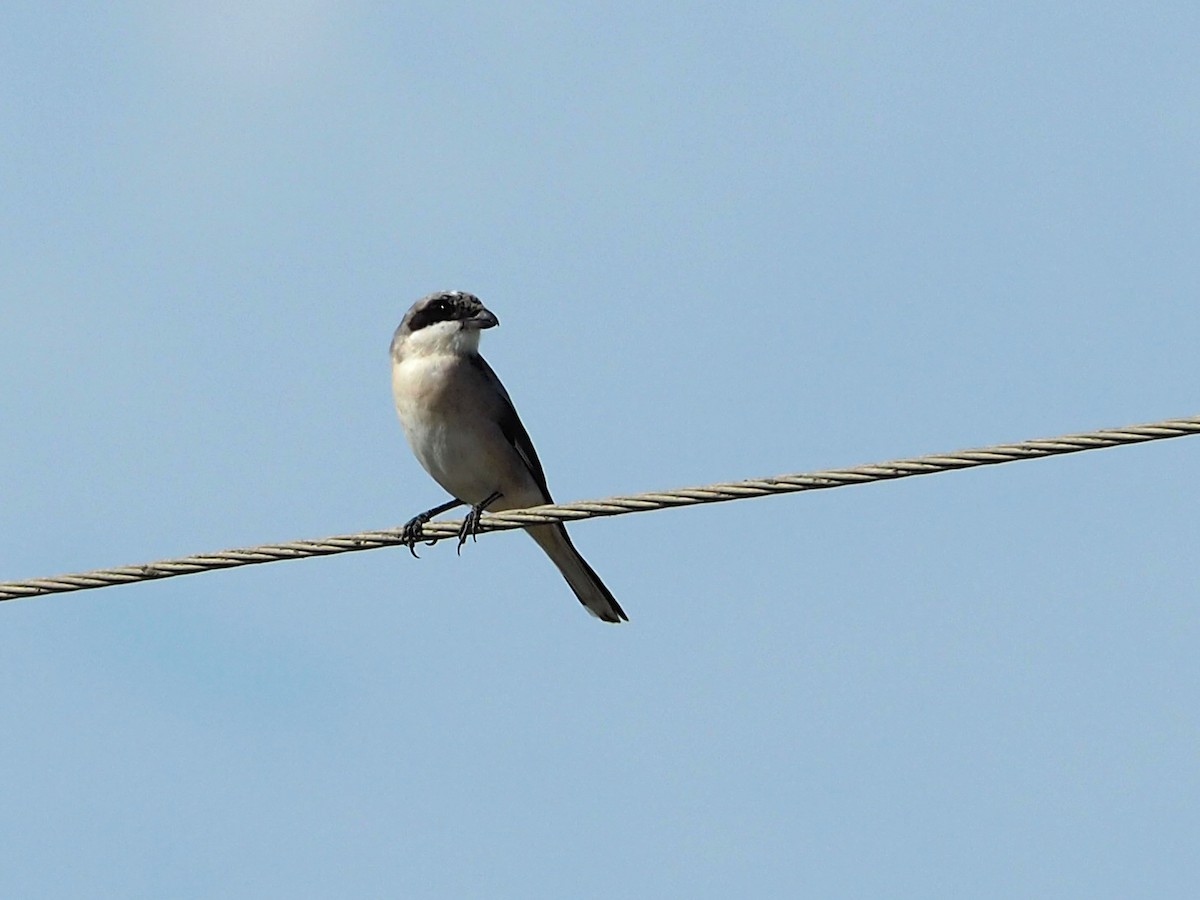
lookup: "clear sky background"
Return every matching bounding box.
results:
[2,3,1198,897]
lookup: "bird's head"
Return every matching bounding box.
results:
[392,290,499,360]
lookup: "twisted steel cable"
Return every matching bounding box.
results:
[2,414,1197,603]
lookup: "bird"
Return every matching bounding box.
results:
[390,290,627,623]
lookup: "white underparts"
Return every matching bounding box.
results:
[399,320,480,360]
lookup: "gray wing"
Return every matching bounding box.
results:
[469,354,553,502]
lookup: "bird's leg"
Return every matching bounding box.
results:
[401,498,465,558]
[457,491,503,555]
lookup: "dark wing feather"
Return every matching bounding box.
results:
[469,354,554,502]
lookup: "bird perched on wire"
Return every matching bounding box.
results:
[390,290,627,623]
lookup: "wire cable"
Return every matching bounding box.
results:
[2,414,1197,603]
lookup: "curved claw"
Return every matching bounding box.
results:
[455,491,503,556]
[401,515,430,558]
[456,506,484,556]
[453,489,501,554]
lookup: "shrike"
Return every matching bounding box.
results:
[390,290,627,623]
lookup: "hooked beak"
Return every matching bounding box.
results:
[467,308,500,330]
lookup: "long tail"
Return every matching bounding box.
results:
[525,524,628,623]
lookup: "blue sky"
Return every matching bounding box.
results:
[2,3,1198,897]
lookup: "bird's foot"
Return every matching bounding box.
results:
[401,513,433,558]
[456,491,502,556]
[400,499,467,558]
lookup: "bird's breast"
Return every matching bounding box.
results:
[391,354,502,503]
[392,355,465,421]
